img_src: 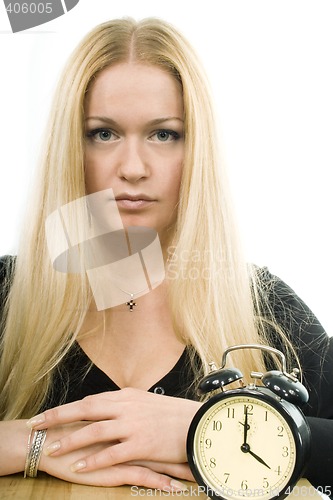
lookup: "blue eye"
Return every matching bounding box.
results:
[154,130,180,142]
[97,130,112,141]
[157,131,171,141]
[86,128,114,142]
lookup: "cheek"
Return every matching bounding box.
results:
[84,162,98,194]
[84,151,109,193]
[168,159,183,198]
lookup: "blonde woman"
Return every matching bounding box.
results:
[0,18,332,491]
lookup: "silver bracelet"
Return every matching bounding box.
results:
[24,429,47,478]
[23,428,33,478]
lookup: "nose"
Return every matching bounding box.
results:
[117,138,149,183]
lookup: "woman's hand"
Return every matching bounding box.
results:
[39,423,192,489]
[28,388,201,487]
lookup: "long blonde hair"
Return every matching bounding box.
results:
[0,18,293,420]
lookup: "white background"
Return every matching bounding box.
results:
[0,0,332,333]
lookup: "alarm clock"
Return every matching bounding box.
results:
[187,344,311,500]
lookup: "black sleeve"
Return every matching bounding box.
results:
[0,255,15,323]
[259,267,333,490]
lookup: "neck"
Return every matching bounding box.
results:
[78,280,184,389]
[83,280,174,338]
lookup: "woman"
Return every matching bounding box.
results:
[0,17,332,491]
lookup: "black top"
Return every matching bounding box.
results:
[1,255,333,491]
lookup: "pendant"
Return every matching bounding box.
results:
[126,294,137,312]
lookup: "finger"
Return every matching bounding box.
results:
[70,463,189,491]
[44,420,127,456]
[70,441,135,472]
[26,395,123,429]
[27,388,164,429]
[128,461,195,481]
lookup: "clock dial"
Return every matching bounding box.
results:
[192,394,297,500]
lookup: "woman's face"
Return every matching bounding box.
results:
[84,62,184,246]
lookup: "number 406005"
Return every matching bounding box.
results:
[6,3,53,14]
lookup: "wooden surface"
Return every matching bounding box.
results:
[0,475,322,499]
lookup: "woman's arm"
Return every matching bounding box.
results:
[0,420,30,475]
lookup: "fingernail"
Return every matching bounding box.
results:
[26,413,45,428]
[44,441,61,456]
[70,460,87,472]
[168,479,189,492]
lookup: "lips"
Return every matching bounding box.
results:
[115,193,156,210]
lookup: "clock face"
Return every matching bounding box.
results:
[190,393,297,500]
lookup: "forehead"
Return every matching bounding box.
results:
[85,62,184,118]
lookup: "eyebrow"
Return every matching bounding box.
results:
[84,116,184,126]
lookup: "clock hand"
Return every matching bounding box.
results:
[243,406,248,444]
[248,449,271,469]
[241,443,271,470]
[239,405,250,445]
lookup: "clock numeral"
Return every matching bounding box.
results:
[277,425,284,437]
[241,480,248,490]
[264,411,268,422]
[223,473,230,484]
[209,457,217,468]
[282,446,289,457]
[275,466,282,476]
[244,404,253,415]
[263,478,269,489]
[212,420,223,431]
[227,408,235,419]
[205,438,212,449]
